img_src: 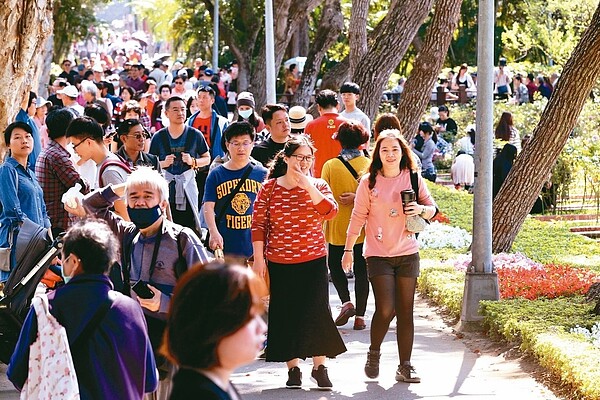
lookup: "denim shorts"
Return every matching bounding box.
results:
[366,253,420,279]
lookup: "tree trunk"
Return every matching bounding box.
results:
[38,31,55,98]
[397,0,463,142]
[320,57,350,92]
[250,0,322,107]
[293,0,343,108]
[348,0,369,78]
[352,0,435,122]
[297,17,310,56]
[492,3,600,252]
[0,0,52,156]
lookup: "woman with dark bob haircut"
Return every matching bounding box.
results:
[342,129,437,384]
[322,121,371,331]
[373,113,401,141]
[162,262,268,399]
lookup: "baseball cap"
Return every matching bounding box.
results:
[57,85,79,98]
[35,97,52,108]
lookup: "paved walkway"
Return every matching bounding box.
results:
[0,282,559,400]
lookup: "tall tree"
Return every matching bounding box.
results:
[351,0,435,122]
[293,0,344,107]
[0,0,52,154]
[53,0,108,61]
[249,0,322,107]
[492,2,600,252]
[396,0,464,141]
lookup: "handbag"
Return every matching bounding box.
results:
[21,293,80,400]
[203,165,253,250]
[406,171,439,234]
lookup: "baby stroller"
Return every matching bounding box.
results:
[0,219,64,364]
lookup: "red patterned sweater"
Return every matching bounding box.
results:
[251,178,338,264]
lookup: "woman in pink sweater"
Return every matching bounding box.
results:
[342,129,437,384]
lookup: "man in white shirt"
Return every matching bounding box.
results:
[339,82,371,133]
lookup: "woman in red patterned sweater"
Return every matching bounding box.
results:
[251,135,347,390]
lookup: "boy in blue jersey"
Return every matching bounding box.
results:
[203,121,268,258]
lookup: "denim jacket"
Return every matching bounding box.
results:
[0,157,50,279]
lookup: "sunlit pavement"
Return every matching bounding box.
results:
[0,281,557,400]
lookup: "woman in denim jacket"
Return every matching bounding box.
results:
[0,122,51,281]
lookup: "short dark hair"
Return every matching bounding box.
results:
[159,83,171,93]
[46,108,76,140]
[4,121,32,146]
[28,91,37,106]
[66,116,104,142]
[121,86,135,99]
[197,86,215,98]
[84,104,111,126]
[419,121,434,134]
[118,118,142,137]
[336,121,369,149]
[62,219,119,275]
[340,82,360,95]
[527,72,535,81]
[83,70,94,80]
[222,121,256,153]
[165,96,186,110]
[162,262,267,369]
[315,89,338,108]
[261,104,287,125]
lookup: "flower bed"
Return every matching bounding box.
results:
[419,183,600,398]
[418,221,472,249]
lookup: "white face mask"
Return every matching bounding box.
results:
[239,109,253,119]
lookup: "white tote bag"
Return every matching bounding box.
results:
[21,293,80,399]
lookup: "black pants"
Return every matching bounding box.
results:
[328,243,369,316]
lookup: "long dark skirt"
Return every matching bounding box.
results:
[265,257,347,362]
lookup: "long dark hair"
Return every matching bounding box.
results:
[495,112,514,141]
[368,129,417,190]
[373,113,401,141]
[267,135,316,179]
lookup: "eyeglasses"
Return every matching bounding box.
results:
[227,141,253,148]
[175,81,183,85]
[72,137,90,150]
[289,154,314,162]
[127,133,146,140]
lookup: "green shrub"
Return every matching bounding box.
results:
[418,266,464,320]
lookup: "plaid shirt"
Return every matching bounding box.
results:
[35,140,88,232]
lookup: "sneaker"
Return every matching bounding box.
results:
[335,303,356,326]
[286,367,302,389]
[395,362,421,383]
[364,350,380,379]
[310,365,333,390]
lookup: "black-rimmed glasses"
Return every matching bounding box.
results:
[72,137,90,150]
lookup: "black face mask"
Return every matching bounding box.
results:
[127,205,162,229]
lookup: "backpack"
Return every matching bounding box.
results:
[98,155,132,188]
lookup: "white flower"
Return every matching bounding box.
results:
[418,221,472,249]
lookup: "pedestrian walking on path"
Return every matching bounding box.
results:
[251,135,347,391]
[342,129,437,384]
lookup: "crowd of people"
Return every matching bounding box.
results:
[11,49,563,399]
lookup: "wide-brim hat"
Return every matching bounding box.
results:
[289,106,313,130]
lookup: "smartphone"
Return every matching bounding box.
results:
[132,280,155,299]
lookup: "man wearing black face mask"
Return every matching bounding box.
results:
[66,167,211,394]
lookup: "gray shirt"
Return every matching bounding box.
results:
[340,108,371,133]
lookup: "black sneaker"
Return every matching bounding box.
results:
[395,362,421,383]
[310,365,333,390]
[364,350,381,379]
[286,367,302,389]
